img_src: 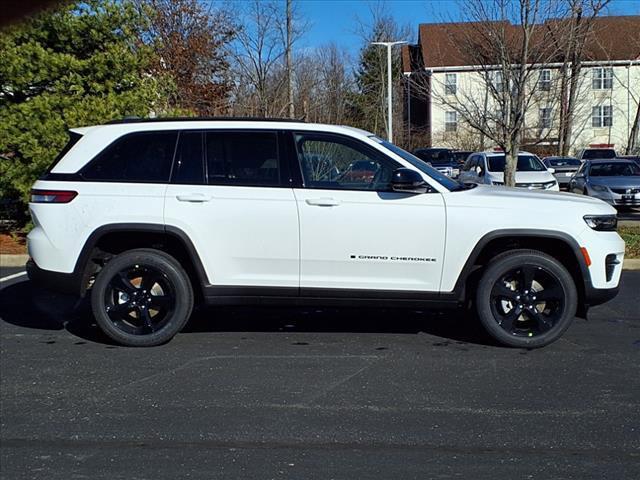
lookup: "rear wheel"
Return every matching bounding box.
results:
[475,249,577,348]
[91,249,194,347]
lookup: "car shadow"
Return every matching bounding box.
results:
[0,280,496,347]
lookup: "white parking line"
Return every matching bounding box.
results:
[0,271,27,283]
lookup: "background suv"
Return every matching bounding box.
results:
[459,151,559,190]
[27,118,623,348]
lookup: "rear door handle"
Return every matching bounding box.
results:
[305,198,341,207]
[176,193,211,203]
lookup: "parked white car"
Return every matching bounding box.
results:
[458,151,559,191]
[27,119,623,348]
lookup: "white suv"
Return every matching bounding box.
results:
[27,119,624,348]
[459,151,560,190]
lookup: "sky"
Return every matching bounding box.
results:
[296,0,640,55]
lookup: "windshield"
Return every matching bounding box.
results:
[488,154,546,172]
[413,149,454,165]
[582,149,616,159]
[546,158,581,167]
[372,137,463,191]
[589,162,640,176]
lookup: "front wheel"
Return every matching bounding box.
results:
[475,249,577,348]
[91,249,194,347]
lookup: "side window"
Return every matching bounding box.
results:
[172,132,204,184]
[205,131,281,187]
[295,133,400,191]
[82,132,177,183]
[463,155,476,171]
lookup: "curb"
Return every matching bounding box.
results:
[623,259,640,270]
[0,254,29,267]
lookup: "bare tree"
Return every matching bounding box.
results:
[140,0,236,115]
[415,0,566,186]
[228,0,305,117]
[548,0,611,156]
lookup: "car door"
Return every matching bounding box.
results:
[164,130,299,289]
[459,155,479,184]
[291,132,446,293]
[570,161,589,193]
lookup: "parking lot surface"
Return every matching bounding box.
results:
[1,272,639,479]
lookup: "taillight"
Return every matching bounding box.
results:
[30,189,78,203]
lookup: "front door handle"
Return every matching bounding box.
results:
[176,193,211,203]
[305,198,341,207]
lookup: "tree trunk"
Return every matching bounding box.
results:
[504,140,518,187]
[286,0,294,119]
[627,101,640,154]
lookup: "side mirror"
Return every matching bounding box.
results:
[547,167,556,174]
[391,168,428,194]
[475,166,485,176]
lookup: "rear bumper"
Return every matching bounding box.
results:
[26,259,84,296]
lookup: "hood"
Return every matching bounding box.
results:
[457,184,615,213]
[589,176,640,188]
[487,171,555,183]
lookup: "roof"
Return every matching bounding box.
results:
[105,116,304,125]
[588,158,637,164]
[403,15,640,71]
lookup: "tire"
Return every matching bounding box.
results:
[91,248,194,347]
[475,249,577,348]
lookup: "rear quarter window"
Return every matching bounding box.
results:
[46,131,83,173]
[81,132,178,183]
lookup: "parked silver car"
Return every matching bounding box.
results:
[569,159,640,207]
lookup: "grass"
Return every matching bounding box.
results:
[619,225,640,259]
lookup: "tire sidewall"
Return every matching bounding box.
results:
[476,251,578,348]
[91,249,193,347]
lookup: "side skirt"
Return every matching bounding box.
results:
[203,286,461,309]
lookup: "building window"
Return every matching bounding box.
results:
[492,71,505,93]
[592,105,613,127]
[539,69,551,91]
[539,107,552,128]
[445,111,457,132]
[444,73,457,95]
[592,67,613,90]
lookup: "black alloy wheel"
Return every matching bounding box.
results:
[489,264,565,338]
[91,249,194,347]
[104,265,176,336]
[475,249,578,348]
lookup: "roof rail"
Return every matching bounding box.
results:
[105,116,306,125]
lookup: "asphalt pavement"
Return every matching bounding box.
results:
[1,271,639,479]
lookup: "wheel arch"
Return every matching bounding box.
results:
[452,229,590,316]
[73,223,209,299]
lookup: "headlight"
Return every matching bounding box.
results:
[583,215,617,231]
[591,184,608,192]
[543,180,557,189]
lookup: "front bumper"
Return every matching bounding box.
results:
[590,190,640,206]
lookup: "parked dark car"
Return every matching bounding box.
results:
[576,148,617,160]
[618,155,640,168]
[452,150,473,166]
[413,148,460,177]
[542,156,581,189]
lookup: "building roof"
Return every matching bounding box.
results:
[403,15,640,72]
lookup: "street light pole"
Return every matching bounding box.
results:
[371,40,407,143]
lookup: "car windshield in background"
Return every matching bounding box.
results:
[413,149,453,165]
[372,138,463,191]
[582,149,616,159]
[488,155,546,172]
[547,158,581,167]
[589,162,640,176]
